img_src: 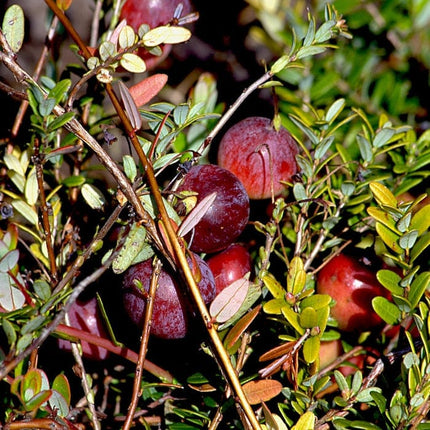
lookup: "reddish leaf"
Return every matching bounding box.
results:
[224,305,261,351]
[129,73,168,107]
[242,379,283,405]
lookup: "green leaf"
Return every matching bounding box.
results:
[287,256,306,295]
[399,230,419,250]
[325,98,345,124]
[24,168,39,206]
[123,155,137,182]
[408,272,430,310]
[375,222,402,253]
[39,98,56,116]
[47,111,75,132]
[376,270,403,295]
[142,26,191,47]
[81,184,106,210]
[300,307,318,329]
[367,207,399,233]
[120,53,147,73]
[12,200,38,225]
[301,294,332,310]
[410,204,430,235]
[33,279,51,301]
[303,336,320,364]
[370,182,398,208]
[262,273,285,299]
[2,5,24,53]
[372,297,401,325]
[99,40,116,61]
[21,315,46,335]
[291,411,316,430]
[282,307,305,334]
[25,390,52,412]
[1,318,17,345]
[119,25,136,49]
[296,45,326,60]
[112,223,147,274]
[411,231,430,263]
[48,79,71,104]
[48,390,69,417]
[271,55,291,74]
[357,135,373,162]
[52,374,71,408]
[62,175,86,187]
[372,127,395,148]
[314,20,335,43]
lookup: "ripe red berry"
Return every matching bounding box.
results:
[177,164,250,254]
[316,254,390,332]
[122,254,215,339]
[207,244,251,295]
[218,116,299,200]
[58,297,109,360]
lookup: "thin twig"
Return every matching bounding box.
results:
[123,257,162,430]
[33,139,58,284]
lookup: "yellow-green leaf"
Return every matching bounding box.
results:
[2,5,24,53]
[262,273,285,299]
[292,411,316,430]
[376,222,402,253]
[299,307,317,329]
[287,256,306,295]
[120,53,146,73]
[411,204,430,235]
[303,336,320,364]
[369,182,397,208]
[142,25,191,47]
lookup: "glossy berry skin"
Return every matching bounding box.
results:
[58,297,109,360]
[120,0,192,69]
[120,0,192,30]
[316,254,390,332]
[207,244,251,295]
[177,165,250,254]
[122,254,215,339]
[218,117,299,200]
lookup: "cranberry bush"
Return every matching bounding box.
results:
[0,1,429,429]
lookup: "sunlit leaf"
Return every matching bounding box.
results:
[375,222,401,253]
[142,25,191,47]
[262,273,285,298]
[369,181,397,208]
[287,256,306,295]
[120,53,147,73]
[81,184,106,210]
[303,336,320,364]
[291,411,316,430]
[408,271,430,310]
[410,204,430,235]
[25,168,39,206]
[376,270,403,295]
[112,223,147,274]
[178,192,217,237]
[2,5,24,53]
[242,379,283,405]
[119,25,136,49]
[372,296,401,325]
[12,200,38,225]
[209,277,249,323]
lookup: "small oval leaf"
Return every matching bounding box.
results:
[242,379,283,405]
[2,5,24,53]
[120,53,147,73]
[372,296,401,325]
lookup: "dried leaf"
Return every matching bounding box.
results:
[224,305,261,351]
[242,379,283,405]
